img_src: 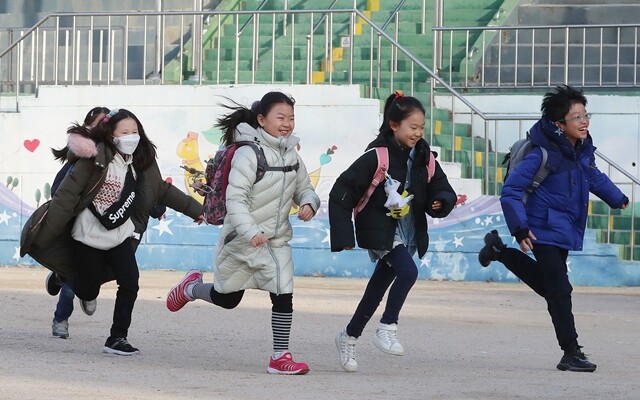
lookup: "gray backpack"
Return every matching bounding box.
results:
[502,133,550,204]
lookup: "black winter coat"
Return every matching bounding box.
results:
[329,134,457,258]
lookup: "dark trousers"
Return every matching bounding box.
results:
[498,244,579,352]
[347,244,418,338]
[53,283,75,322]
[72,238,139,339]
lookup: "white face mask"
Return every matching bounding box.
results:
[113,135,140,155]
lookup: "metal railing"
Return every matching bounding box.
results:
[434,23,640,90]
[1,8,638,250]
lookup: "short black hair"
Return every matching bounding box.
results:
[541,85,587,122]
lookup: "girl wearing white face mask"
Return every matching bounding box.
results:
[28,108,204,356]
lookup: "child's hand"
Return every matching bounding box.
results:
[251,233,268,247]
[193,215,205,225]
[298,204,315,221]
[431,200,443,211]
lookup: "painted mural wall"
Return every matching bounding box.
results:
[1,84,639,286]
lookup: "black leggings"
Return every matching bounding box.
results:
[208,288,293,313]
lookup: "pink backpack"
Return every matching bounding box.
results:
[202,141,299,225]
[353,147,436,218]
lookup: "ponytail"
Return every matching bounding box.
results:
[376,90,425,141]
[216,98,258,146]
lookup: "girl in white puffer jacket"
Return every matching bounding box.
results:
[166,91,320,375]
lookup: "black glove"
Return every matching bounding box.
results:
[514,228,529,244]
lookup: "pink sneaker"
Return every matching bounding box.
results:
[267,352,310,375]
[166,270,202,312]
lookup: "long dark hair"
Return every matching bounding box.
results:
[216,91,296,146]
[377,91,426,140]
[52,106,111,162]
[91,108,157,170]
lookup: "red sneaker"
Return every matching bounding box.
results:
[166,270,202,312]
[267,352,310,375]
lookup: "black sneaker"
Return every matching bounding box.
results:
[478,230,506,267]
[45,271,63,296]
[557,350,597,372]
[103,337,140,356]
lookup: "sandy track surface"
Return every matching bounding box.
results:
[0,266,638,400]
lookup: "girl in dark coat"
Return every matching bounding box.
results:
[24,109,203,355]
[329,92,457,372]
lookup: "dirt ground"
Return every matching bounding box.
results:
[0,266,638,400]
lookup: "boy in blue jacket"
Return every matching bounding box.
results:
[479,85,629,373]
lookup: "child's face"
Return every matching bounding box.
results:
[389,111,425,148]
[258,103,295,138]
[113,117,139,137]
[555,102,590,146]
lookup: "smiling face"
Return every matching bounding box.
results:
[555,102,590,146]
[389,110,425,148]
[257,102,295,138]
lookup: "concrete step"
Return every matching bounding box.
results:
[481,64,640,87]
[518,4,640,25]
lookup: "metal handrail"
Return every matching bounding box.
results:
[381,0,406,31]
[237,0,269,36]
[434,22,640,32]
[311,0,338,34]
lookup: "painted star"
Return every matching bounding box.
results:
[13,246,20,261]
[152,218,174,236]
[483,215,494,226]
[452,235,464,248]
[321,228,331,244]
[0,210,11,225]
[420,256,430,268]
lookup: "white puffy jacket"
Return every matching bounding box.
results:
[214,123,320,294]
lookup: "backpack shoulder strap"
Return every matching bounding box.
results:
[240,141,300,183]
[354,147,388,217]
[426,151,436,183]
[522,145,551,204]
[531,147,549,190]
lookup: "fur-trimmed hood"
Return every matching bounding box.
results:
[66,132,109,169]
[67,132,98,160]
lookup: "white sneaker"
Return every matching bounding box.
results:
[372,323,404,356]
[80,299,97,316]
[335,329,358,372]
